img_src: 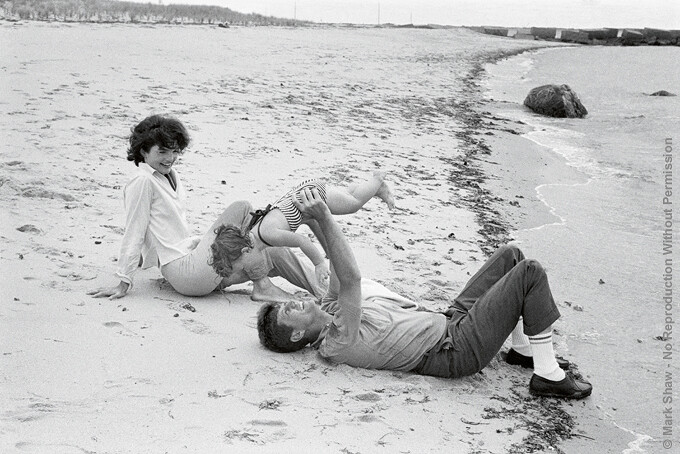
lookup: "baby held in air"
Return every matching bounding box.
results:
[209,172,395,289]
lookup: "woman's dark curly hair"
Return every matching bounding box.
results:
[209,224,253,277]
[127,115,190,166]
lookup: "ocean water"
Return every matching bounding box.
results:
[486,47,680,453]
[485,46,680,451]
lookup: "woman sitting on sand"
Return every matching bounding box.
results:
[210,174,395,287]
[89,115,321,301]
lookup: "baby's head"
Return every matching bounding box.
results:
[210,224,253,277]
[127,115,190,166]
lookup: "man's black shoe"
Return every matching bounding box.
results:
[529,372,593,399]
[506,348,570,370]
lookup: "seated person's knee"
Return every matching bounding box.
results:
[521,258,545,276]
[498,243,522,258]
[217,200,252,224]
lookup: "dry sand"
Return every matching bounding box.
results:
[1,21,604,453]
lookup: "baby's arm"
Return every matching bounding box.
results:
[261,228,325,266]
[261,227,330,287]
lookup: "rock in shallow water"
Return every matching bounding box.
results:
[523,84,588,118]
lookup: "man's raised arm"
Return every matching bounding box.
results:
[292,188,361,296]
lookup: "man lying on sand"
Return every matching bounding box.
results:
[89,115,321,302]
[257,187,593,399]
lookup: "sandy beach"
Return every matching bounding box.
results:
[0,21,618,453]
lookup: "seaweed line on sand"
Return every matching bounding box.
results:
[444,46,546,256]
[481,375,576,454]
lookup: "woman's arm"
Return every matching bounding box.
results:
[90,176,153,299]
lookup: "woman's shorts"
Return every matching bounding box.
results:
[161,234,223,297]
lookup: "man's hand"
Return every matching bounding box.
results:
[87,281,130,300]
[292,187,331,222]
[314,260,331,289]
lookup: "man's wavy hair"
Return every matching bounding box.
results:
[257,302,312,353]
[128,115,190,165]
[209,224,252,277]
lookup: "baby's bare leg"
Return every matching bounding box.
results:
[326,172,395,214]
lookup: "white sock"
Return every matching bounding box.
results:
[511,319,532,357]
[529,329,566,381]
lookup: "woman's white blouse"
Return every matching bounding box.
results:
[115,163,194,289]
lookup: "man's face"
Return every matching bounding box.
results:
[277,300,319,332]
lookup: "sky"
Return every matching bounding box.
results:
[156,0,680,28]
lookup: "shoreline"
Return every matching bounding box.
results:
[475,47,659,453]
[441,45,559,255]
[413,45,607,451]
[471,112,633,453]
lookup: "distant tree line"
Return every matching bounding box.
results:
[0,0,305,25]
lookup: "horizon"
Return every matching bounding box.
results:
[131,0,679,29]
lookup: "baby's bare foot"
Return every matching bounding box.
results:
[375,179,396,209]
[250,277,297,303]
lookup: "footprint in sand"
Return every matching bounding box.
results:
[0,176,13,189]
[103,321,123,328]
[55,269,96,281]
[1,160,27,171]
[34,245,72,258]
[41,280,75,292]
[102,321,137,337]
[180,319,210,335]
[355,414,383,423]
[248,420,287,427]
[4,401,56,424]
[223,422,292,445]
[16,224,43,234]
[54,261,95,282]
[21,186,76,202]
[353,392,382,402]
